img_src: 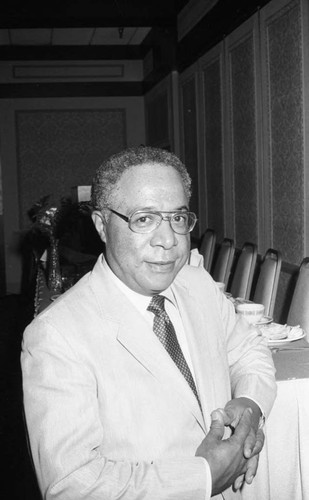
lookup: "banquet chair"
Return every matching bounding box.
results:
[211,238,235,287]
[251,248,282,318]
[287,257,309,335]
[229,242,257,300]
[199,228,216,272]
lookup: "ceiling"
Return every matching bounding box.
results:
[0,0,189,48]
[0,0,272,76]
[0,0,188,29]
[0,26,153,48]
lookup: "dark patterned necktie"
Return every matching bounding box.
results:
[147,294,201,409]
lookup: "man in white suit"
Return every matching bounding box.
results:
[21,146,276,499]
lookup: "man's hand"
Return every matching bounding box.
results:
[196,407,254,495]
[223,397,265,488]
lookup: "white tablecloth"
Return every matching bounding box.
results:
[242,343,309,499]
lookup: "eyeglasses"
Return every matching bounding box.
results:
[106,208,197,234]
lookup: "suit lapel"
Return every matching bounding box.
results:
[116,302,205,430]
[172,279,222,431]
[90,257,206,431]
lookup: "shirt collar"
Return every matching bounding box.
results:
[101,255,176,313]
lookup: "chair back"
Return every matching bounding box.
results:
[199,229,216,272]
[287,257,309,336]
[230,242,257,299]
[252,248,282,317]
[211,238,235,286]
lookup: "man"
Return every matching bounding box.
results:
[21,146,277,499]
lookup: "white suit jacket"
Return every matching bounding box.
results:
[21,255,277,500]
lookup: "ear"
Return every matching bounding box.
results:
[91,211,107,243]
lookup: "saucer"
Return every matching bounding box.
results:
[254,316,273,326]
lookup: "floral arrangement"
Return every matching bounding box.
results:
[28,195,91,243]
[27,195,93,293]
[27,193,102,295]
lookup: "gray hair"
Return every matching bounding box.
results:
[91,146,192,211]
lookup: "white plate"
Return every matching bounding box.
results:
[268,330,305,345]
[260,323,305,344]
[254,316,273,325]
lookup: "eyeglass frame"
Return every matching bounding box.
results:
[103,207,198,234]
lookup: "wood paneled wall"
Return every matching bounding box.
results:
[178,0,308,267]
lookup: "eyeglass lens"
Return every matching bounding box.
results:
[129,212,196,234]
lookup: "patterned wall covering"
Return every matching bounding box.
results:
[203,58,224,239]
[181,77,199,226]
[229,35,258,248]
[16,109,126,229]
[265,0,304,264]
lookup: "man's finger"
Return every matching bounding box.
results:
[223,404,239,428]
[234,473,245,490]
[245,455,259,484]
[232,407,252,443]
[245,428,265,457]
[243,428,257,458]
[208,410,226,440]
[212,407,235,426]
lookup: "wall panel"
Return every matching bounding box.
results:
[16,109,126,229]
[179,66,200,237]
[261,0,304,264]
[225,17,260,248]
[200,44,225,241]
[0,96,145,293]
[145,74,175,151]
[178,0,308,317]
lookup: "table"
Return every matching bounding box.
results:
[242,337,309,500]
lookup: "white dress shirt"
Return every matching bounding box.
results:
[102,257,210,498]
[102,257,197,381]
